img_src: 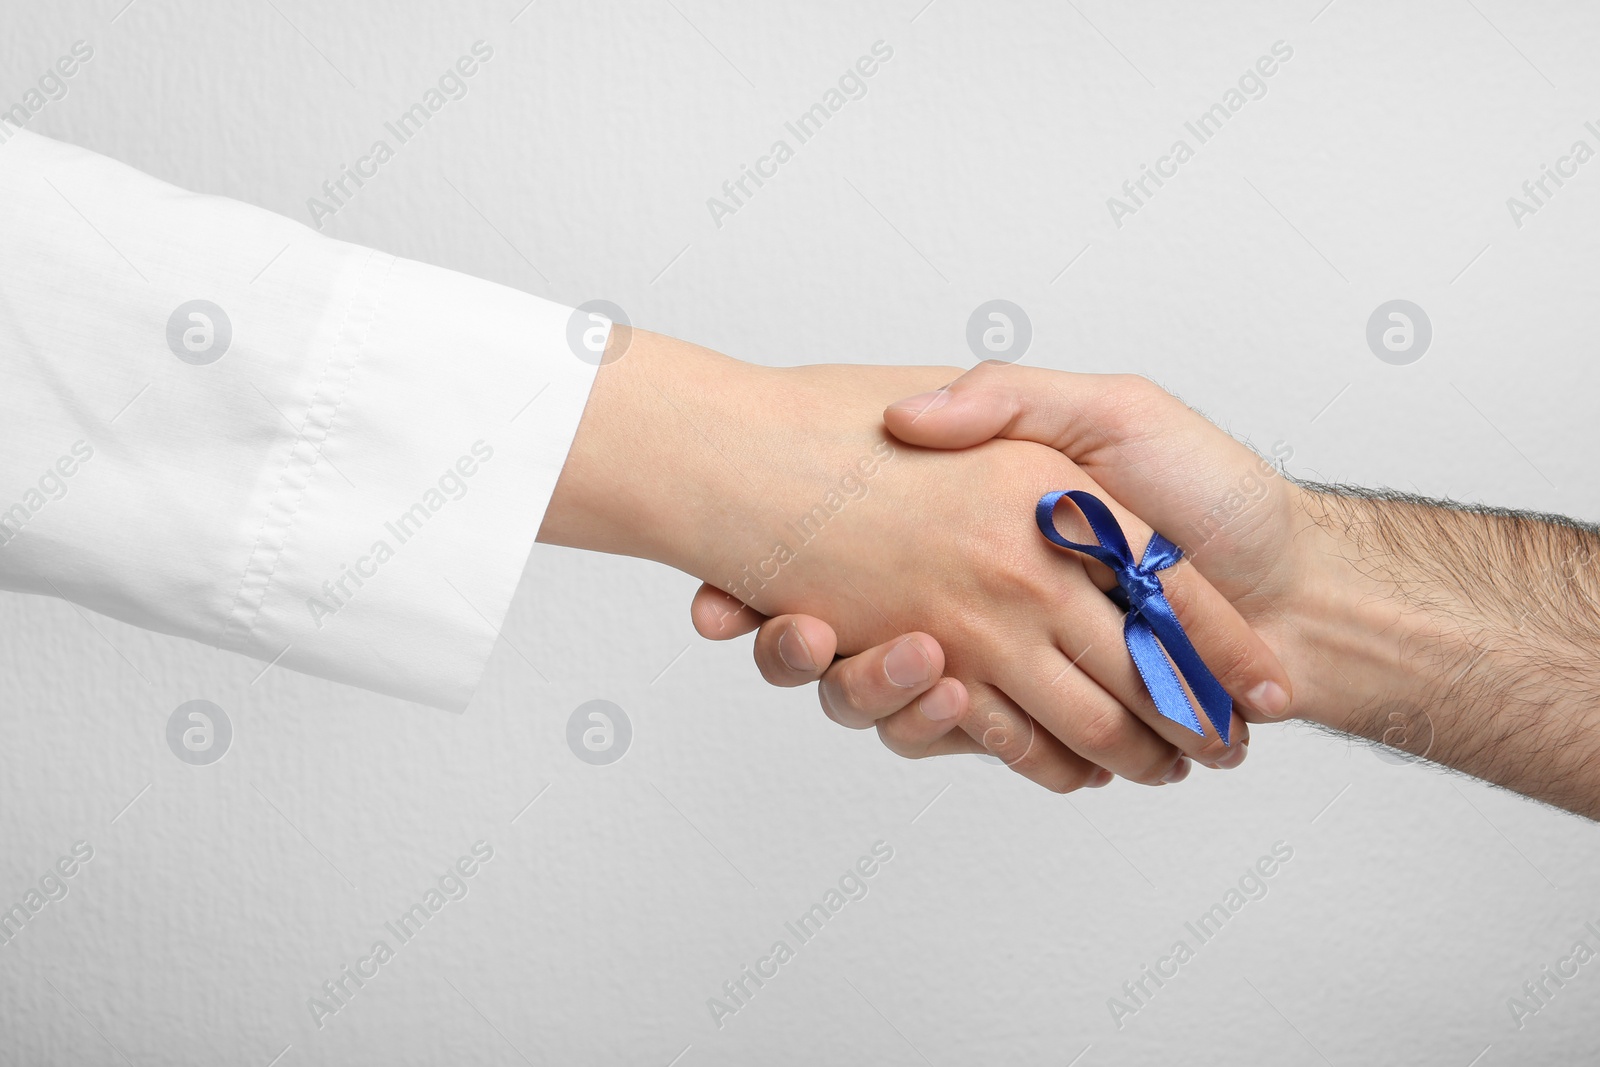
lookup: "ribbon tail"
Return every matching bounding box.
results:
[1124,616,1206,738]
[1137,595,1234,745]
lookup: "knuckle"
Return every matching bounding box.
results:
[1158,569,1197,620]
[1001,741,1047,778]
[1139,745,1183,785]
[993,729,1084,794]
[1070,704,1176,785]
[1072,702,1134,760]
[967,359,1009,387]
[971,703,1030,762]
[876,720,928,760]
[1117,373,1167,408]
[1219,645,1260,692]
[1200,630,1258,691]
[1105,374,1170,432]
[1009,747,1083,794]
[1159,573,1261,690]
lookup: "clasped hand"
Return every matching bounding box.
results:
[684,361,1301,793]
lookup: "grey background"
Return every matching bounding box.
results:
[2,0,1598,1063]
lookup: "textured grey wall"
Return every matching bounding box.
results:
[2,0,1598,1064]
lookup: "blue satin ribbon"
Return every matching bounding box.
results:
[1036,490,1232,745]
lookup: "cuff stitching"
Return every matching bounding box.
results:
[216,248,395,655]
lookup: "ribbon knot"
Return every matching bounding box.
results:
[1117,569,1166,613]
[1036,490,1233,744]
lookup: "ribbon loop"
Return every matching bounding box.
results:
[1036,490,1233,745]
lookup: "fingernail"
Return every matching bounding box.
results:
[889,389,950,417]
[1086,767,1114,788]
[1162,757,1191,784]
[884,637,932,688]
[778,623,816,673]
[918,682,961,722]
[1245,680,1290,719]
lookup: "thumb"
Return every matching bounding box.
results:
[883,372,1023,450]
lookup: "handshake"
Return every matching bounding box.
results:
[687,356,1300,792]
[542,329,1600,816]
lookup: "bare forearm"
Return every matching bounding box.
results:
[537,328,950,594]
[1286,486,1600,816]
[538,329,769,575]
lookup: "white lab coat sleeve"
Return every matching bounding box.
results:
[0,128,603,710]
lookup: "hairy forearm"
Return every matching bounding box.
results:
[1286,484,1600,816]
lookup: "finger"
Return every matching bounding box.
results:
[1033,549,1252,766]
[961,683,1109,793]
[1149,557,1288,721]
[999,643,1186,786]
[690,583,766,640]
[885,364,1293,715]
[1198,712,1250,771]
[874,678,974,758]
[1042,488,1291,726]
[817,633,944,730]
[751,614,840,687]
[1059,618,1251,769]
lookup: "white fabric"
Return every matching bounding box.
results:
[0,128,600,710]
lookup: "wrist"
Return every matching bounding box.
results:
[540,329,776,576]
[1273,488,1470,740]
[541,330,956,592]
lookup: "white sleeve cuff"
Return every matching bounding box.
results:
[0,128,599,710]
[226,251,601,710]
